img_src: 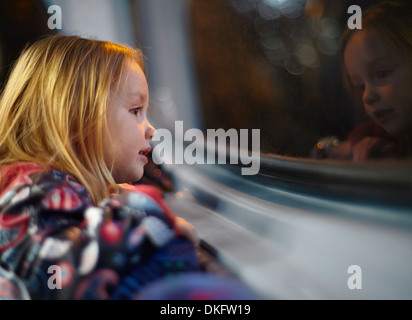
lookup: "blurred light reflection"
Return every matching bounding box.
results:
[319,17,340,38]
[257,3,281,20]
[304,0,324,18]
[261,36,283,50]
[153,86,177,117]
[254,18,278,37]
[279,2,303,19]
[284,54,305,75]
[297,43,319,67]
[263,0,288,6]
[232,0,258,12]
[317,37,338,55]
[233,0,343,73]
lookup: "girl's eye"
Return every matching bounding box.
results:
[376,70,391,80]
[130,106,143,117]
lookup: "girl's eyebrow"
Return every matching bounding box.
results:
[128,91,147,102]
[366,55,393,69]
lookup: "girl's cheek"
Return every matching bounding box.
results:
[364,105,374,118]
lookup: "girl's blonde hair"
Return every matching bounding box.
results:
[340,1,412,95]
[0,34,145,204]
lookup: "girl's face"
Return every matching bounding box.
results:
[344,29,412,136]
[103,60,155,183]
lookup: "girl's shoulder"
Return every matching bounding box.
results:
[0,161,73,189]
[0,162,92,255]
[0,161,92,210]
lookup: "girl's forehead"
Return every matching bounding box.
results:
[346,29,395,64]
[352,29,412,74]
[113,61,148,99]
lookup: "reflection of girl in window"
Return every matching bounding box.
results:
[315,1,412,161]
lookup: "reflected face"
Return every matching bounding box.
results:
[344,29,412,136]
[103,60,155,183]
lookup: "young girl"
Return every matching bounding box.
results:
[339,0,412,161]
[0,35,256,300]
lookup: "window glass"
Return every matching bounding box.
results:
[189,0,392,159]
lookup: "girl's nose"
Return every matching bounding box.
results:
[362,84,379,106]
[146,120,156,140]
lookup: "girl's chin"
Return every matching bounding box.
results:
[113,168,144,184]
[381,123,406,136]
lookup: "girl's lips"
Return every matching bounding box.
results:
[139,154,148,164]
[139,147,151,156]
[138,147,151,164]
[374,109,395,124]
